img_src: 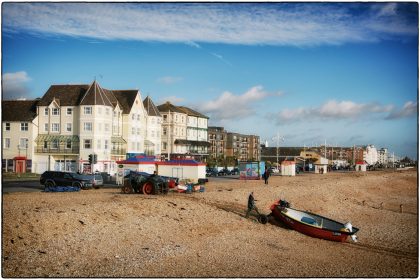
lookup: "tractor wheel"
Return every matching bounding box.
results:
[142,182,155,195]
[121,185,133,194]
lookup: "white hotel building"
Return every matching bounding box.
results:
[2,81,160,175]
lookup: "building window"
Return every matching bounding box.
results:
[4,138,10,149]
[52,108,60,115]
[132,114,136,120]
[5,123,10,131]
[66,123,72,132]
[44,123,49,132]
[132,127,136,135]
[19,138,28,149]
[44,141,48,149]
[137,128,140,135]
[20,123,28,131]
[45,108,49,115]
[84,139,92,149]
[104,124,110,132]
[51,123,60,132]
[84,106,92,115]
[98,107,102,115]
[67,108,73,115]
[66,139,72,149]
[106,108,110,115]
[137,114,140,121]
[97,139,101,149]
[163,142,167,150]
[163,115,167,121]
[84,122,92,131]
[104,140,108,150]
[163,128,167,136]
[51,139,58,149]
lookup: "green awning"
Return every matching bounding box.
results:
[144,140,155,146]
[35,135,79,142]
[111,136,127,144]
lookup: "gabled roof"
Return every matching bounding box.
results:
[157,101,185,114]
[112,90,139,114]
[80,81,114,107]
[2,100,38,121]
[143,96,162,117]
[178,106,209,119]
[37,84,89,106]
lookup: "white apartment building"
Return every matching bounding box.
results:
[377,148,388,165]
[2,81,159,175]
[157,102,209,160]
[143,96,162,156]
[2,100,38,173]
[363,144,378,166]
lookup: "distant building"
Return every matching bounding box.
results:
[208,126,227,159]
[364,145,378,165]
[226,132,260,161]
[378,148,388,165]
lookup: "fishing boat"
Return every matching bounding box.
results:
[270,200,359,242]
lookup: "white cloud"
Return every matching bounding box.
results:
[386,101,417,119]
[157,76,183,85]
[274,100,395,124]
[2,71,32,99]
[2,3,417,46]
[201,85,273,121]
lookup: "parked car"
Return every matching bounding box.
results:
[230,168,240,175]
[218,168,231,176]
[84,173,104,189]
[206,168,218,177]
[40,171,93,190]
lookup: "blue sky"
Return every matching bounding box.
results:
[2,2,418,159]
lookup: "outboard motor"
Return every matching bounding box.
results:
[344,222,358,242]
[279,199,290,208]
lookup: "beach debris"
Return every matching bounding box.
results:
[78,220,85,225]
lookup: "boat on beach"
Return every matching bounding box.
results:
[270,200,359,242]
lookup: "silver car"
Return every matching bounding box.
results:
[84,173,104,189]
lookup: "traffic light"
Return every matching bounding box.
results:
[88,154,93,164]
[93,154,97,164]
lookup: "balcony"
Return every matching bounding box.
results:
[111,148,126,155]
[36,147,79,154]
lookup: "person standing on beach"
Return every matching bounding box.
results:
[245,192,259,218]
[263,167,270,185]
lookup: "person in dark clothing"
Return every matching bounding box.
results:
[263,167,270,185]
[245,192,259,218]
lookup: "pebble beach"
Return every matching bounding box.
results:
[2,169,418,277]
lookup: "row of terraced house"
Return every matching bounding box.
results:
[2,81,260,175]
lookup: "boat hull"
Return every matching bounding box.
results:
[271,205,357,242]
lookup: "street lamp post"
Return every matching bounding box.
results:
[272,132,284,168]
